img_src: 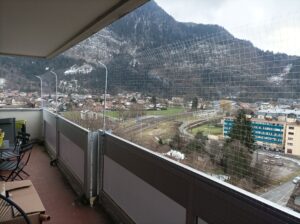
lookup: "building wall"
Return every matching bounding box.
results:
[0,109,43,140]
[224,117,300,155]
[285,124,300,156]
[223,118,285,150]
[251,120,285,149]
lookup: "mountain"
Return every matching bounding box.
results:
[0,1,299,100]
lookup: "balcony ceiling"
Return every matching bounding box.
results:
[0,0,148,58]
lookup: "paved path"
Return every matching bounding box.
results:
[178,120,198,139]
[260,180,295,206]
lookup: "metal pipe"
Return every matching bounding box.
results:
[96,62,108,198]
[50,71,58,113]
[35,76,43,108]
[98,61,108,131]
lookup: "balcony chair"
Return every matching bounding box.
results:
[0,143,33,181]
[12,143,34,180]
[16,132,31,146]
[0,193,31,224]
[0,143,21,181]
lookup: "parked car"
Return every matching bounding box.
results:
[270,160,276,164]
[276,160,284,166]
[293,176,300,184]
[275,155,281,159]
[263,159,269,163]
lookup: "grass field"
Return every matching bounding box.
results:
[61,111,81,119]
[105,111,120,118]
[191,124,223,136]
[106,107,185,118]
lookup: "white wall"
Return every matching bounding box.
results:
[0,109,43,139]
[60,133,85,184]
[45,121,57,154]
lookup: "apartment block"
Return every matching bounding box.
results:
[285,123,300,156]
[223,118,286,151]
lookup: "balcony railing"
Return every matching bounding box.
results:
[43,109,98,198]
[1,108,300,223]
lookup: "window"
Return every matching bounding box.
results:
[287,149,293,154]
[288,132,294,135]
[289,126,295,130]
[288,137,294,141]
[287,143,293,146]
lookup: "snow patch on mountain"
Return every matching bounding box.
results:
[0,78,6,87]
[63,28,124,63]
[64,64,93,75]
[268,64,292,85]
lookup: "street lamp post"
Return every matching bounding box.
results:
[50,71,58,113]
[35,76,43,108]
[98,61,108,131]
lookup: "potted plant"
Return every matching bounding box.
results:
[0,129,5,147]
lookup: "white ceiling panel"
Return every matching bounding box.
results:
[0,0,148,58]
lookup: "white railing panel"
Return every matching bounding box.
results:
[59,133,85,184]
[103,155,186,224]
[44,121,57,154]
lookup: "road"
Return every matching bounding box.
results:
[179,114,223,139]
[260,180,295,206]
[258,151,300,166]
[178,120,202,139]
[114,112,196,134]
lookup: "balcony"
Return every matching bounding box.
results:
[26,144,111,224]
[1,108,300,224]
[2,0,299,223]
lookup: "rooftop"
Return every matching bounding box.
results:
[257,108,300,116]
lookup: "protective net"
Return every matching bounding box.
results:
[1,5,300,212]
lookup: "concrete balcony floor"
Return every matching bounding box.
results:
[24,145,112,224]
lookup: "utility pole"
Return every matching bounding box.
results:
[36,76,43,108]
[98,61,108,131]
[50,71,58,113]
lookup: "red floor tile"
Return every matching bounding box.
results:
[23,145,112,224]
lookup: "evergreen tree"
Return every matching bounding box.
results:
[192,97,198,111]
[131,97,137,103]
[223,140,252,178]
[151,96,157,109]
[228,109,255,152]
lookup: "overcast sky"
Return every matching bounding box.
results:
[155,0,300,55]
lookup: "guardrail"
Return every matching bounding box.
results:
[43,109,98,198]
[99,132,300,224]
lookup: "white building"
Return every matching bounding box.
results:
[80,110,98,120]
